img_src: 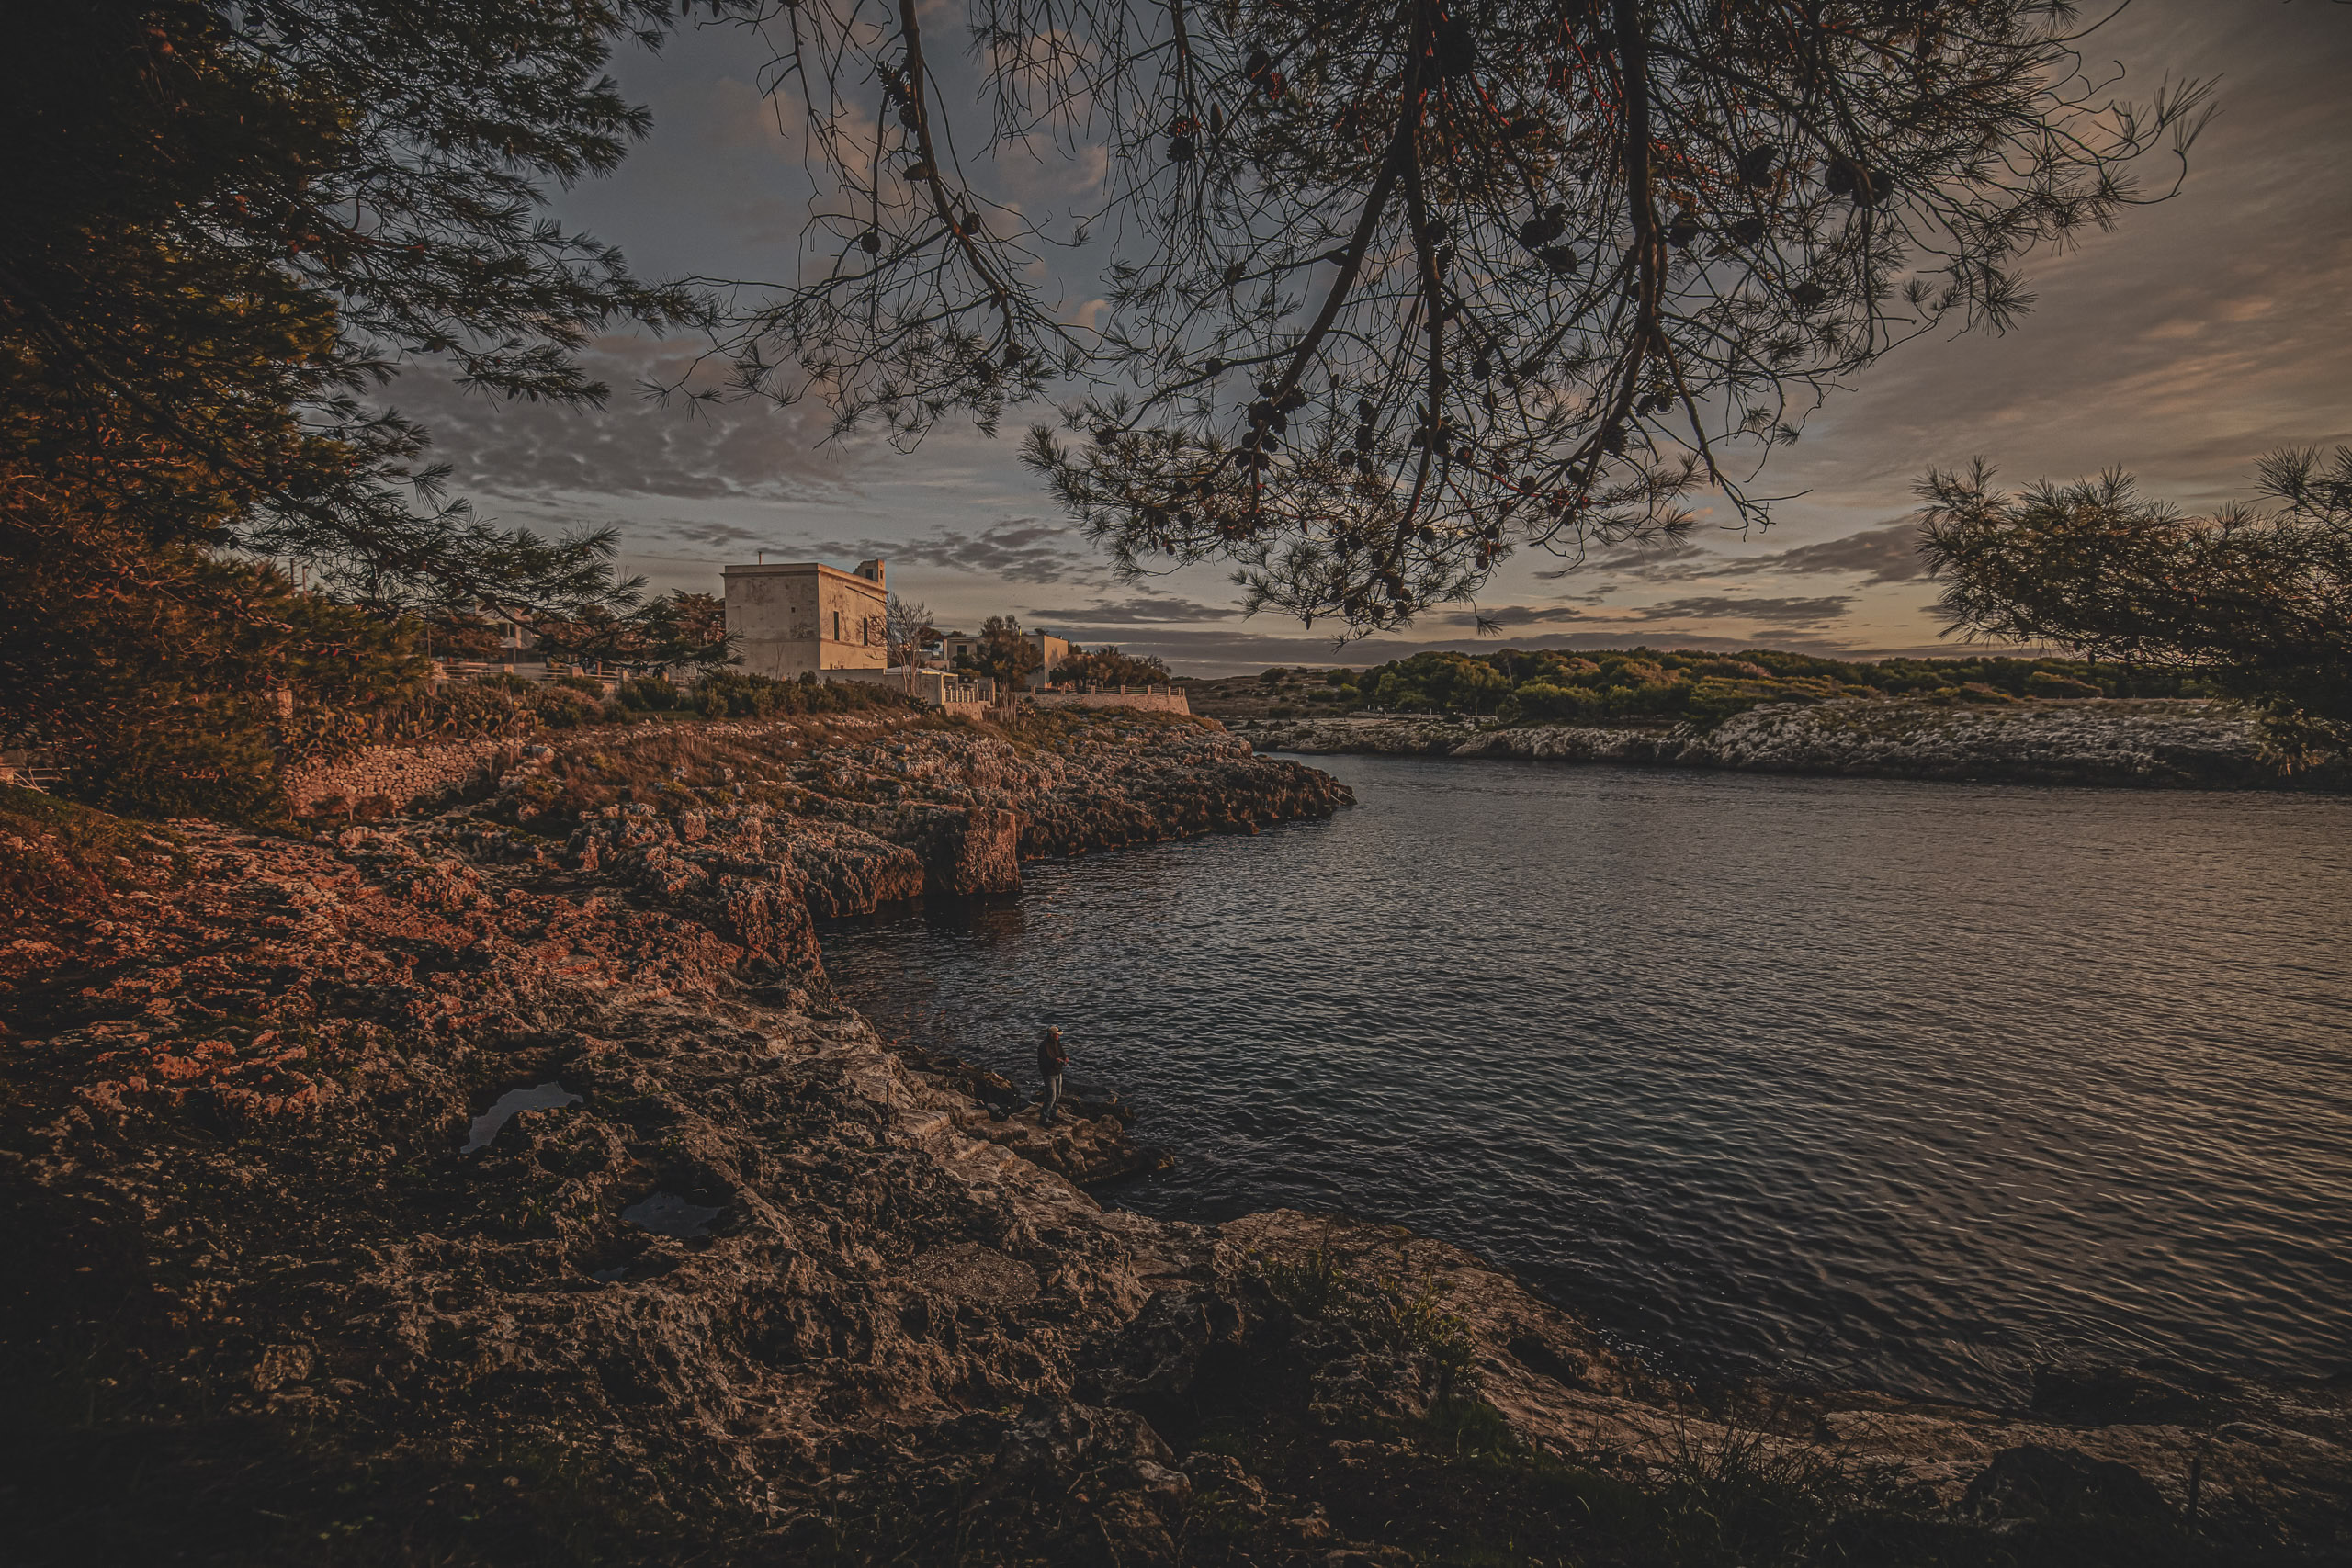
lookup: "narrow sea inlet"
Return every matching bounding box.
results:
[823,755,2352,1407]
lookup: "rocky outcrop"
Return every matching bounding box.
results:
[463,712,1353,981]
[1241,699,2350,791]
[3,716,2346,1564]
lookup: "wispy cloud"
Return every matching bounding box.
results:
[385,338,853,504]
[1055,625,1951,673]
[1631,594,1856,626]
[1728,522,1931,585]
[1447,593,1855,631]
[1532,537,1711,582]
[855,520,1105,584]
[1022,592,1239,626]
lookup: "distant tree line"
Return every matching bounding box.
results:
[1254,648,2218,727]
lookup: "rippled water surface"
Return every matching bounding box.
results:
[821,757,2352,1404]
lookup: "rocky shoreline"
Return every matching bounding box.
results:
[3,709,2346,1564]
[1239,698,2352,792]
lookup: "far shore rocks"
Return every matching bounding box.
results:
[1239,697,2350,791]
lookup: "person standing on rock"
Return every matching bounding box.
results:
[1037,1026,1070,1125]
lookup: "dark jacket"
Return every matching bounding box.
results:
[1037,1036,1069,1078]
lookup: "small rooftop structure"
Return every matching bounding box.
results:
[723,558,888,680]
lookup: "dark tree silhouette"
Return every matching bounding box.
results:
[2,0,702,633]
[711,0,2207,632]
[2,0,718,784]
[1920,448,2352,764]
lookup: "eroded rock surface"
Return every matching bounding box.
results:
[2,714,2344,1564]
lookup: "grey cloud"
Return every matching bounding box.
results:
[626,516,1114,583]
[1021,593,1239,626]
[1062,625,1966,676]
[1631,595,1855,626]
[663,519,783,549]
[385,339,853,505]
[1445,592,1855,632]
[846,520,1104,585]
[1532,537,1710,581]
[1526,521,1931,591]
[1442,604,1590,629]
[1730,522,1932,585]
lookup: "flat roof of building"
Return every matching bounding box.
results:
[721,561,886,585]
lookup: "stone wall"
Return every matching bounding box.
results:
[286,737,527,817]
[1029,690,1192,715]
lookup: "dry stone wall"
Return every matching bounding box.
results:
[1031,690,1192,715]
[285,736,528,816]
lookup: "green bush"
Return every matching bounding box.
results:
[62,705,288,822]
[2026,670,2103,698]
[1514,681,1600,721]
[1259,1247,1480,1399]
[619,675,682,712]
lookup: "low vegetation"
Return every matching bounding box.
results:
[0,785,187,933]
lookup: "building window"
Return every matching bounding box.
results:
[832,610,841,642]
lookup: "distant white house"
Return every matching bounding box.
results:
[722,558,889,679]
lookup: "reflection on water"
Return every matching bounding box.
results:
[821,757,2352,1404]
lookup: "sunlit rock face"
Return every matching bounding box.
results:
[2,709,2345,1562]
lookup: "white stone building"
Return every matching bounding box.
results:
[722,559,889,680]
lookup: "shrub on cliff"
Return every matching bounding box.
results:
[695,671,919,720]
[1514,682,1601,722]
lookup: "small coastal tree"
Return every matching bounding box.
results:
[961,615,1045,690]
[1056,647,1173,687]
[550,592,738,678]
[886,595,939,669]
[1919,449,2352,766]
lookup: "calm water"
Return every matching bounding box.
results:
[821,756,2352,1405]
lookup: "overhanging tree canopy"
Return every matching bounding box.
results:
[1,0,705,631]
[717,0,2207,632]
[1920,447,2352,763]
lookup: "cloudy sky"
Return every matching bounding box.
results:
[395,1,2352,673]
